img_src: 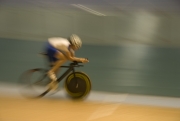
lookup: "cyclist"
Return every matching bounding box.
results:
[45,34,89,90]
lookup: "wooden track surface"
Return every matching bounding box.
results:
[0,94,180,121]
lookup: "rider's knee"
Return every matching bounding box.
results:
[60,55,67,62]
[55,51,67,61]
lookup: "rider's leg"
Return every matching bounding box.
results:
[48,51,67,90]
[48,51,67,80]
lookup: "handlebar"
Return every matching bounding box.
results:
[71,61,81,65]
[71,58,89,65]
[61,58,89,68]
[60,62,83,68]
[70,61,83,66]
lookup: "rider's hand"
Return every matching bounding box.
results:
[80,58,89,63]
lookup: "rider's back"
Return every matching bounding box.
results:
[48,37,70,52]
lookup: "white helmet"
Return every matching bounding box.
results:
[69,34,82,49]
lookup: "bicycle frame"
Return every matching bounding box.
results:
[40,53,83,82]
[56,62,83,83]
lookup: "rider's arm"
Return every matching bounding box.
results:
[56,44,88,63]
[64,51,84,62]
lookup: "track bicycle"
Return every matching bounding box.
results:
[19,53,91,100]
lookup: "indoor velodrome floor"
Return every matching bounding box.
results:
[0,83,180,121]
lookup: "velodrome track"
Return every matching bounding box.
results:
[0,83,180,121]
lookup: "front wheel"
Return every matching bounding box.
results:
[64,72,91,99]
[18,68,52,98]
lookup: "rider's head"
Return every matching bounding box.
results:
[69,34,82,50]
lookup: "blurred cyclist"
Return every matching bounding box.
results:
[45,34,89,90]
